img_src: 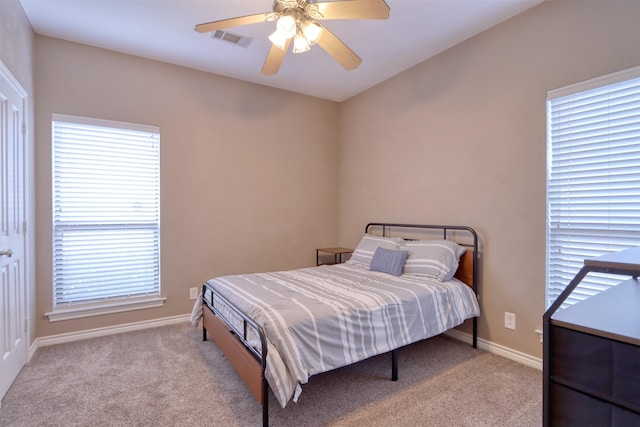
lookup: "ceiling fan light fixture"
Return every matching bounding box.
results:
[268,30,289,50]
[301,21,323,46]
[276,15,296,38]
[292,32,311,53]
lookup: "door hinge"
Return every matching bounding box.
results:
[23,221,27,233]
[24,318,28,332]
[22,121,27,136]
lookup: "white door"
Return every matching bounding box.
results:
[0,62,27,401]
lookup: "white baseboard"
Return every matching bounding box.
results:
[29,314,191,360]
[445,329,542,371]
[27,315,542,372]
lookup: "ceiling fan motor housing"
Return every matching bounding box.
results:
[274,0,323,20]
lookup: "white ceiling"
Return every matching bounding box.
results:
[19,0,544,102]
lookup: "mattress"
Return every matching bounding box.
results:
[202,262,480,408]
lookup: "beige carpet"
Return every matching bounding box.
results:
[0,323,541,426]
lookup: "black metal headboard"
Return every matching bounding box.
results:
[364,222,479,347]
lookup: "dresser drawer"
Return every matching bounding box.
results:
[551,383,640,426]
[551,326,640,411]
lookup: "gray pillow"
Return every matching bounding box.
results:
[370,247,409,276]
[347,234,405,268]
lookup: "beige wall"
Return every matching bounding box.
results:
[1,0,36,343]
[338,0,640,358]
[9,0,640,360]
[33,37,339,337]
[0,0,33,88]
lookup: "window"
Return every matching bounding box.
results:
[546,66,640,308]
[48,114,162,321]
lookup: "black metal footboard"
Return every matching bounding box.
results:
[201,283,269,426]
[200,281,399,426]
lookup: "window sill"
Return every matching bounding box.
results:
[44,296,167,322]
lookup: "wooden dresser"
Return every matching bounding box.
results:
[543,248,640,426]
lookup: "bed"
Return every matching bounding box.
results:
[194,223,480,426]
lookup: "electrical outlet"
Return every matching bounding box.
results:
[504,312,516,330]
[189,287,198,300]
[534,329,543,343]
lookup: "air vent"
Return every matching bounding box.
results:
[211,30,252,48]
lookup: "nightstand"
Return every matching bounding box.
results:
[316,247,353,266]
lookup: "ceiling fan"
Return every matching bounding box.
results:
[195,0,390,75]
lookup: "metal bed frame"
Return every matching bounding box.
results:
[201,222,479,426]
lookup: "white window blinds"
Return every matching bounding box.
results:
[52,114,160,307]
[546,67,640,308]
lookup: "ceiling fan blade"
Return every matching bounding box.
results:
[262,39,291,75]
[194,12,272,33]
[314,0,390,20]
[316,25,362,70]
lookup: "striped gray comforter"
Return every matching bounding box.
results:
[203,263,480,408]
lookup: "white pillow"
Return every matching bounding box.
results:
[347,234,405,268]
[403,240,466,281]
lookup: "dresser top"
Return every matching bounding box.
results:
[584,247,640,272]
[551,277,640,346]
